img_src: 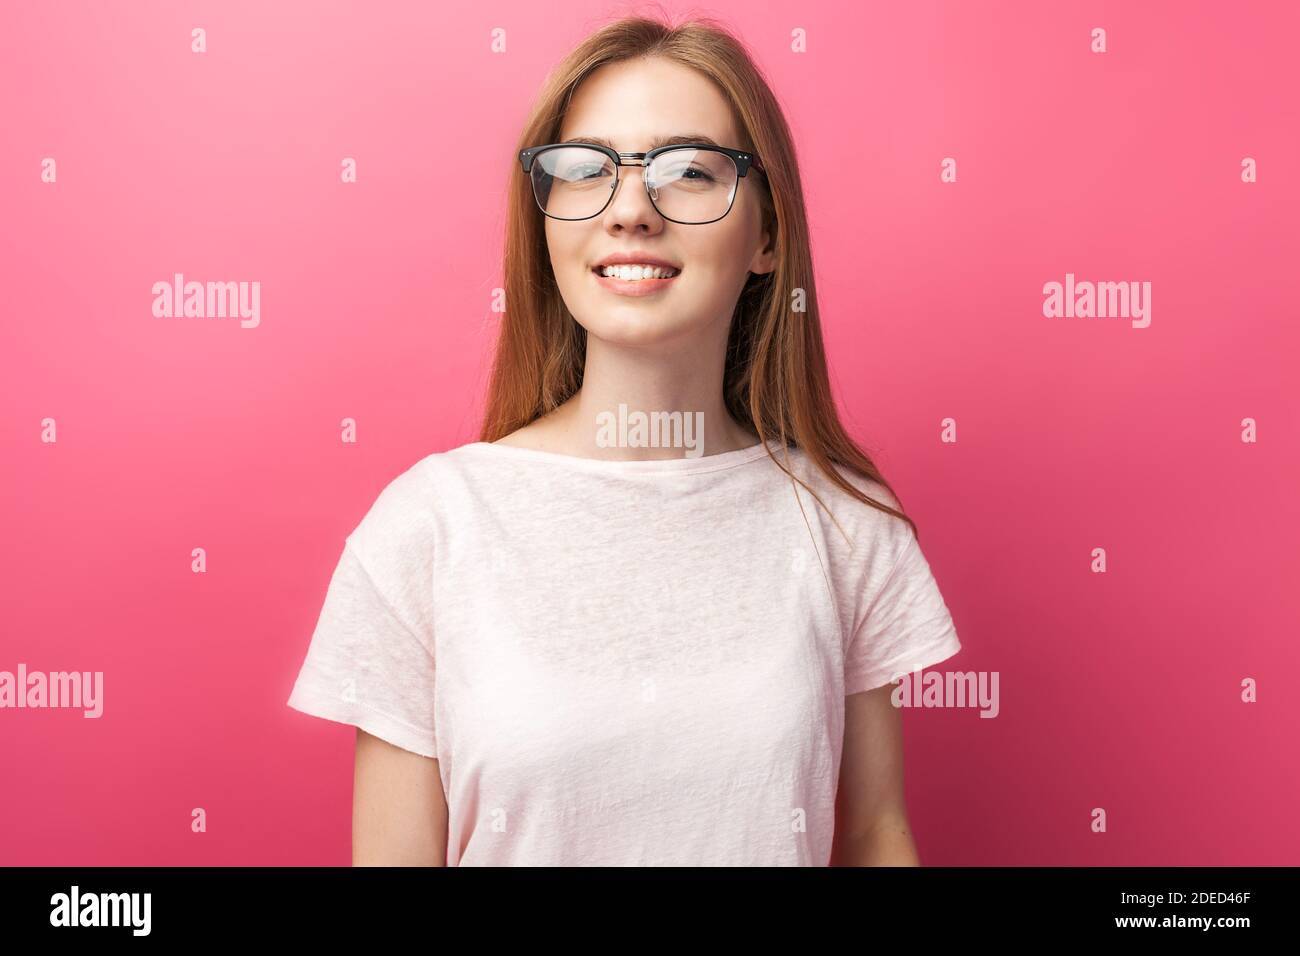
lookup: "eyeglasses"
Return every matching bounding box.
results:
[519,142,766,225]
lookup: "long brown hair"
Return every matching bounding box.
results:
[480,8,921,546]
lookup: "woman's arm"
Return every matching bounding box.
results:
[830,683,921,866]
[352,729,448,866]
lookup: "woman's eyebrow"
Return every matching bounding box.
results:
[561,134,722,149]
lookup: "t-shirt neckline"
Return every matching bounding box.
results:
[457,436,788,475]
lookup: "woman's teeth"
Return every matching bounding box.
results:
[597,264,681,280]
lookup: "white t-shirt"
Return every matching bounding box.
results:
[286,438,961,866]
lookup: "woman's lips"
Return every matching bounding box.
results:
[590,267,681,297]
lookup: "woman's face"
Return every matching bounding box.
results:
[544,57,776,351]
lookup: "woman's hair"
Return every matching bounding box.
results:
[480,7,922,545]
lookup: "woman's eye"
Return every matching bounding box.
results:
[667,165,715,183]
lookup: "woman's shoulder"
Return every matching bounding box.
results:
[342,442,490,558]
[775,445,916,557]
[777,444,902,514]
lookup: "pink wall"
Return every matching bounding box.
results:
[2,0,1296,865]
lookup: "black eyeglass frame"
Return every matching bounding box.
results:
[518,142,767,224]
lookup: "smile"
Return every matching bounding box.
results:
[591,264,682,296]
[594,264,681,280]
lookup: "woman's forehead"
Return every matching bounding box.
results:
[560,59,739,145]
[556,133,728,151]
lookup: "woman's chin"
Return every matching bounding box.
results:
[581,316,703,351]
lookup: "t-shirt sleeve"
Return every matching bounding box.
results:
[844,524,962,696]
[287,540,438,757]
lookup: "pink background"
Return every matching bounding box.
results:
[2,0,1297,865]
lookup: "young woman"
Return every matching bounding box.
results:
[288,14,961,866]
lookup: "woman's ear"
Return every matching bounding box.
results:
[748,224,777,275]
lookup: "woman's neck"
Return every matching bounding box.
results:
[496,338,759,460]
